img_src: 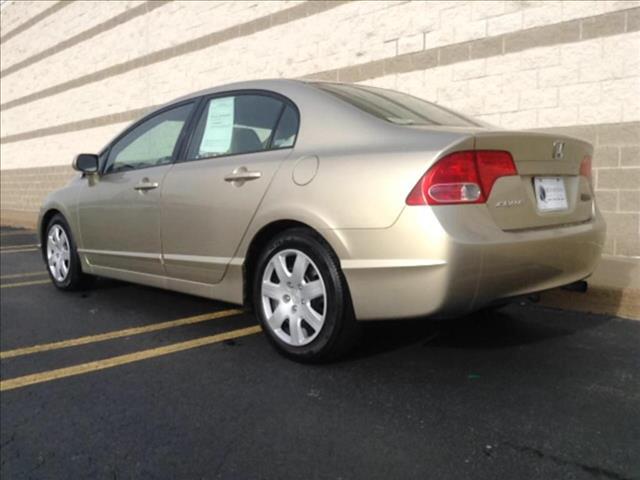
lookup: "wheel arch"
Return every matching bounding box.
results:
[39,208,64,258]
[242,219,347,311]
[39,206,79,260]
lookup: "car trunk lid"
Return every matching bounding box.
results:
[474,131,594,231]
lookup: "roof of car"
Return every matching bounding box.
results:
[169,78,312,104]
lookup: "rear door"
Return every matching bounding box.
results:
[160,92,299,284]
[475,131,594,230]
[77,102,194,275]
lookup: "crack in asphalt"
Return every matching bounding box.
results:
[27,454,46,475]
[0,432,16,449]
[503,442,634,480]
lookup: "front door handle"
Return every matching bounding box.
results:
[133,179,159,191]
[224,166,262,186]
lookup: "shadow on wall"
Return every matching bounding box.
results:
[0,165,76,228]
[539,257,640,321]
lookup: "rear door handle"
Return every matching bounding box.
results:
[133,179,159,191]
[224,167,262,185]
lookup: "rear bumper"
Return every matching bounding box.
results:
[337,205,606,320]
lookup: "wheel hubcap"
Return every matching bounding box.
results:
[46,225,71,282]
[261,249,327,346]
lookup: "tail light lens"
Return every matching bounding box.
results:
[406,150,517,205]
[579,155,592,186]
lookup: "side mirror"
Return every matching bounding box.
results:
[73,153,99,174]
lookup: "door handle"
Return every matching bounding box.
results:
[133,179,159,191]
[224,166,262,186]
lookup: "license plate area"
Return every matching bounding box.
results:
[533,177,568,212]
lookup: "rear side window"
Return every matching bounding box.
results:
[315,82,480,127]
[272,105,299,148]
[186,94,296,160]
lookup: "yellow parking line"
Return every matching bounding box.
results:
[0,279,51,289]
[0,271,47,280]
[0,325,261,391]
[0,308,244,359]
[0,248,39,254]
[0,244,39,251]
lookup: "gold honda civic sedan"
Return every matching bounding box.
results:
[39,79,606,361]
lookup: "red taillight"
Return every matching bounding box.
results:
[406,150,517,205]
[580,155,592,185]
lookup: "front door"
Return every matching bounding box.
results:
[160,93,300,284]
[77,102,194,275]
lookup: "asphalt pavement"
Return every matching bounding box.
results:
[1,226,639,480]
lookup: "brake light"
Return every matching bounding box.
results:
[580,155,592,185]
[406,150,517,205]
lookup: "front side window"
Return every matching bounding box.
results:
[105,103,193,173]
[186,94,295,160]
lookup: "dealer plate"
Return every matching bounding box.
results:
[534,177,568,212]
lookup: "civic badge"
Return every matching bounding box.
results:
[495,199,525,208]
[552,141,565,160]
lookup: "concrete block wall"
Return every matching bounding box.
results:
[1,0,638,257]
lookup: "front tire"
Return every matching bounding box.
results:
[44,214,92,291]
[253,228,359,362]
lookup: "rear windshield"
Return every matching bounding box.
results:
[314,82,481,127]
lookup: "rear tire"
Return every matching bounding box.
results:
[44,214,93,291]
[253,228,360,363]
